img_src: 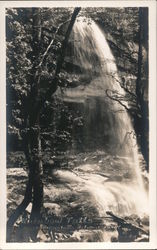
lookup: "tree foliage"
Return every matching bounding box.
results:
[6,7,149,241]
[6,7,81,241]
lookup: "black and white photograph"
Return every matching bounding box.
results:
[0,1,156,249]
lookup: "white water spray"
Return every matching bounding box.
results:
[58,17,148,218]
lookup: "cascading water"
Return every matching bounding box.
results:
[56,16,148,232]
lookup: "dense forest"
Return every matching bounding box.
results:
[6,7,149,242]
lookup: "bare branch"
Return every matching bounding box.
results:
[38,19,71,69]
[110,109,125,113]
[106,72,137,99]
[106,89,130,111]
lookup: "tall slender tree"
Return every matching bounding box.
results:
[7,7,81,241]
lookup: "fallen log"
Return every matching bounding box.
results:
[106,211,149,235]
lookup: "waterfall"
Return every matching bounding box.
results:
[57,17,148,219]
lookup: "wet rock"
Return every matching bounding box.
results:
[37,229,48,242]
[135,234,149,242]
[26,203,32,214]
[44,202,62,216]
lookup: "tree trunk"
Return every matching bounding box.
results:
[28,8,43,240]
[6,174,33,241]
[27,126,43,240]
[136,7,149,171]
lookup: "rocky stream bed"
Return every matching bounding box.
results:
[7,151,149,242]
